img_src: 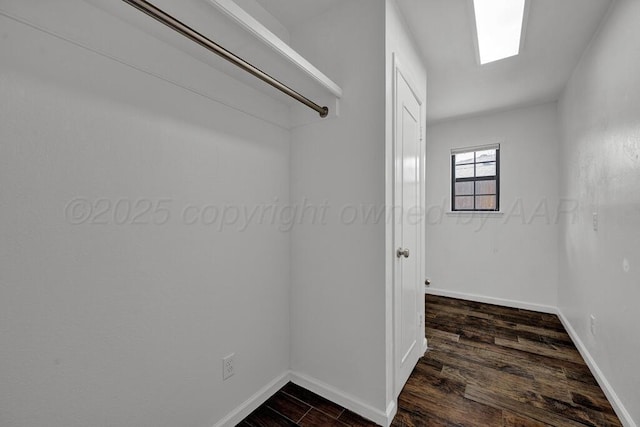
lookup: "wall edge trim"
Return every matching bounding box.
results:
[290,371,392,426]
[212,371,291,427]
[424,288,556,314]
[556,310,637,427]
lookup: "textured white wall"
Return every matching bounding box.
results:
[0,9,291,427]
[425,102,561,310]
[289,0,388,414]
[558,0,640,424]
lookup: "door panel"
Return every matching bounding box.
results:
[400,104,419,364]
[394,64,424,396]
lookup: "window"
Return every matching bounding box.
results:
[451,145,500,211]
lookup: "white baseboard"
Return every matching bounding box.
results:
[211,302,636,427]
[212,369,393,426]
[384,400,397,427]
[425,287,557,314]
[556,310,637,427]
[212,371,291,427]
[290,371,393,426]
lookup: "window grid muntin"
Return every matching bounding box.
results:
[451,148,500,211]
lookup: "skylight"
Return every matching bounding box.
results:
[473,0,526,65]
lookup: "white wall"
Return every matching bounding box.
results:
[384,0,427,411]
[1,1,425,425]
[0,7,291,427]
[425,102,561,310]
[289,0,388,417]
[558,0,640,424]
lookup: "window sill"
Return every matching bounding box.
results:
[446,211,504,217]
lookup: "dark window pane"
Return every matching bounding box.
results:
[475,180,496,195]
[455,164,474,179]
[455,152,474,165]
[476,149,496,162]
[476,162,496,177]
[475,195,496,210]
[455,196,474,210]
[452,147,499,211]
[455,181,474,196]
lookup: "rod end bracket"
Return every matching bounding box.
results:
[320,106,329,118]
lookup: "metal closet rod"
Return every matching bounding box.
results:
[122,0,329,118]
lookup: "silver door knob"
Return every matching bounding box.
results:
[396,248,410,258]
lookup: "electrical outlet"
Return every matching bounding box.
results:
[419,313,424,327]
[222,353,235,381]
[590,315,597,336]
[592,212,598,231]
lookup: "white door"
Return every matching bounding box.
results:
[393,58,424,397]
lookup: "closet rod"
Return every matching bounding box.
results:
[122,0,329,118]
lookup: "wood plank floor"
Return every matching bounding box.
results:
[238,381,378,426]
[392,295,621,427]
[240,295,621,426]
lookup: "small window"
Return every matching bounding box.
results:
[451,145,500,211]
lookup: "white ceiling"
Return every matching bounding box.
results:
[397,0,613,123]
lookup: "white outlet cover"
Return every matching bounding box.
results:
[223,353,235,380]
[590,315,596,336]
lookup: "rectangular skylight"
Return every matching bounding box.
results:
[473,0,526,65]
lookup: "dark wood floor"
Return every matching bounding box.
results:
[238,381,378,426]
[393,295,621,427]
[240,295,621,426]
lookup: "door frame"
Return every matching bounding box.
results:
[391,53,427,398]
